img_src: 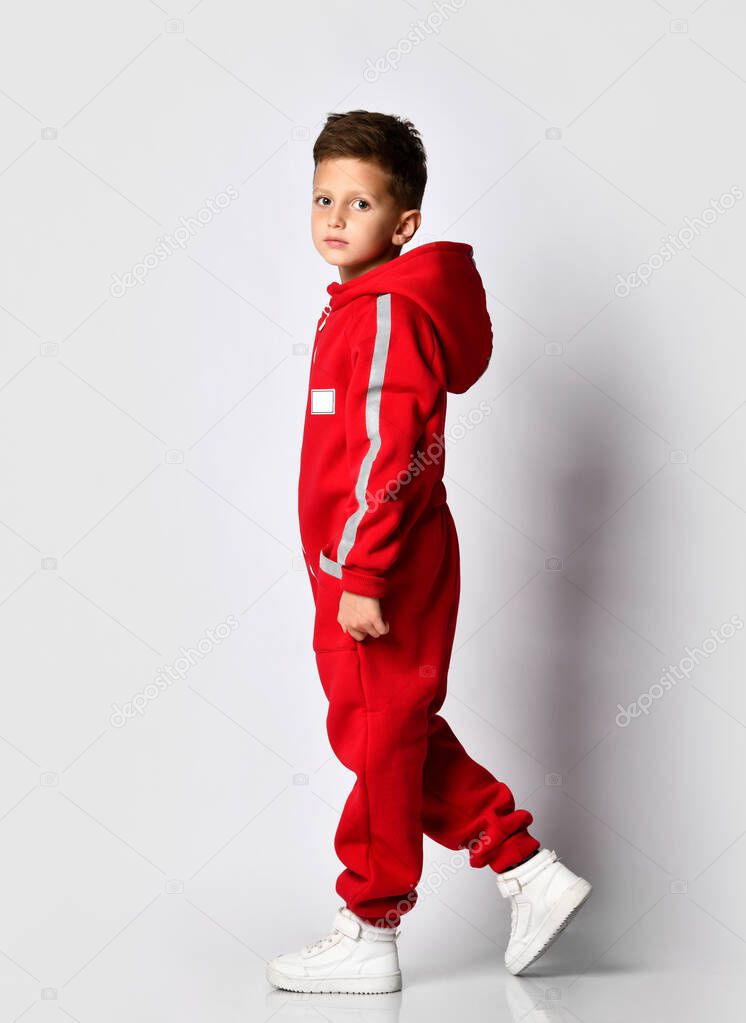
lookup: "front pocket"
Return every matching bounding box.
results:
[313,564,358,653]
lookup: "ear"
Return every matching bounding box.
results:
[392,208,421,246]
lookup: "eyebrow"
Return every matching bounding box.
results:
[313,186,378,200]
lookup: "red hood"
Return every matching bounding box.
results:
[326,241,493,394]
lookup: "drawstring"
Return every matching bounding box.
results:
[317,301,332,331]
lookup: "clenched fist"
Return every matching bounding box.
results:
[338,590,390,642]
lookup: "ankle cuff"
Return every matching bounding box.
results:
[495,848,557,897]
[335,907,400,941]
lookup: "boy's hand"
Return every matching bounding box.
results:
[338,590,390,642]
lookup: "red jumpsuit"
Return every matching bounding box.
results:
[298,241,539,929]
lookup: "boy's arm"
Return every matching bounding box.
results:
[334,292,442,599]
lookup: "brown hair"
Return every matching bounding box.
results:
[313,110,427,211]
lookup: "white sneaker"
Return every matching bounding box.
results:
[495,847,592,975]
[266,905,402,994]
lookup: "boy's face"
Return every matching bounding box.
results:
[311,157,421,282]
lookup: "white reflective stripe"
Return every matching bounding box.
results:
[335,292,392,570]
[319,551,342,578]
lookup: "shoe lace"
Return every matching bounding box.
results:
[303,925,341,954]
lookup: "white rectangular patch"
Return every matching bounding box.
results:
[311,388,335,414]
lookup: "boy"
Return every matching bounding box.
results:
[266,111,591,994]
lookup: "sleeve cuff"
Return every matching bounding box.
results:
[340,565,389,599]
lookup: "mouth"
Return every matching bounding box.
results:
[324,238,348,247]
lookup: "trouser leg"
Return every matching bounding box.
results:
[419,507,540,872]
[421,713,541,872]
[311,509,455,929]
[315,640,431,928]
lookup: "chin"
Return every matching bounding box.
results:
[321,249,355,266]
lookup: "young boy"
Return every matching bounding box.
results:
[266,110,592,994]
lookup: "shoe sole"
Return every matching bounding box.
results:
[266,964,402,994]
[506,878,592,976]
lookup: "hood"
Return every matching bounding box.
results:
[326,241,493,394]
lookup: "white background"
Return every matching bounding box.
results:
[0,1,744,1020]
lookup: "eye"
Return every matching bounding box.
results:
[352,199,370,211]
[315,196,331,206]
